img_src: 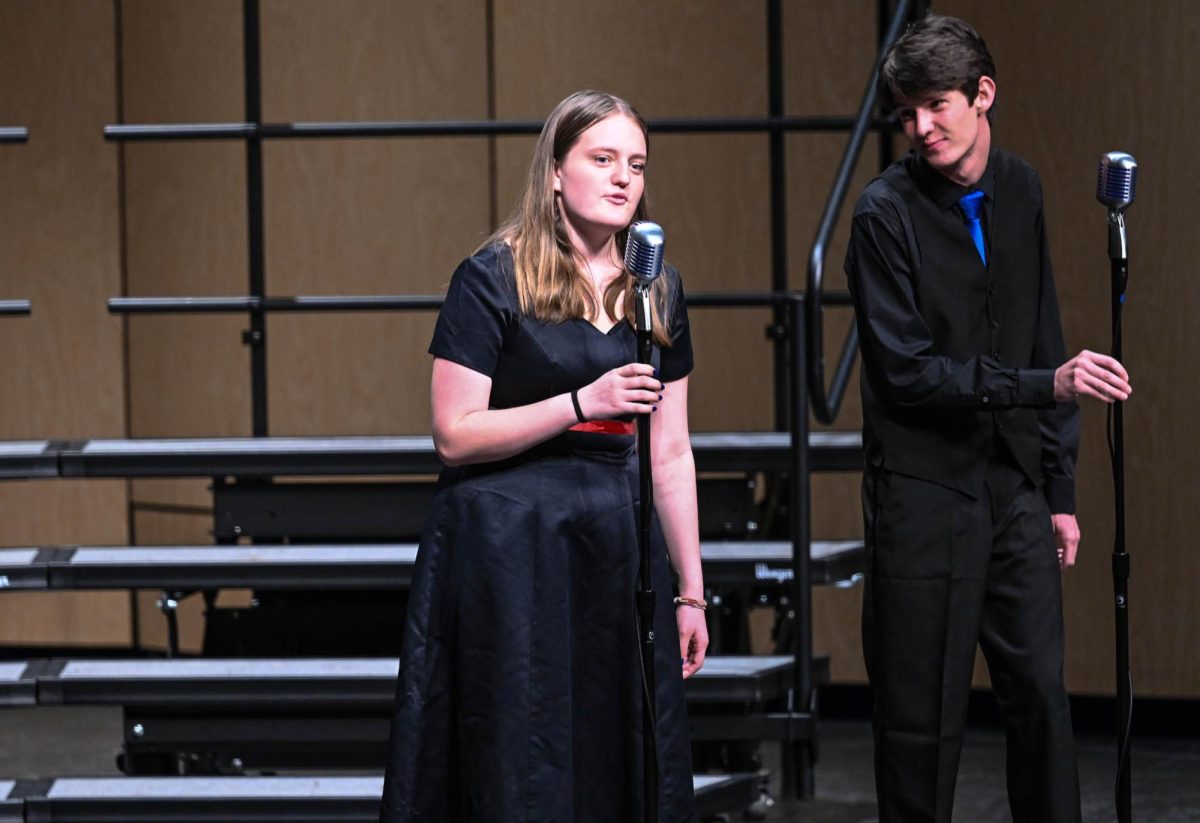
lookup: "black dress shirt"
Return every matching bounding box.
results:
[844,147,1080,512]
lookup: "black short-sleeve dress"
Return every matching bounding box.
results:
[379,243,696,822]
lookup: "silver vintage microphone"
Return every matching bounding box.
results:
[624,221,665,283]
[624,221,664,338]
[1097,151,1138,260]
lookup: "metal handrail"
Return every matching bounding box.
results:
[107,291,853,315]
[103,116,898,143]
[108,296,443,314]
[0,300,32,316]
[805,0,914,424]
[2,131,32,318]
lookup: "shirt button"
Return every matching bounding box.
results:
[982,396,991,404]
[992,351,1001,359]
[990,320,1000,330]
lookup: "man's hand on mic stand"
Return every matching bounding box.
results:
[1053,349,1131,403]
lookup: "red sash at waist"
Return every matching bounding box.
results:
[568,420,636,435]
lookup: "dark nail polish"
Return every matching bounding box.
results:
[657,394,662,401]
[652,406,658,412]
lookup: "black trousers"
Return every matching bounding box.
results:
[861,459,1081,823]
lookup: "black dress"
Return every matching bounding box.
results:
[380,244,696,822]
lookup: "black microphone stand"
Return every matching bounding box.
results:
[1108,209,1132,823]
[634,281,659,823]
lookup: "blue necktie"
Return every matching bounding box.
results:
[959,190,987,266]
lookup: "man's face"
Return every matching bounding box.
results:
[894,78,994,183]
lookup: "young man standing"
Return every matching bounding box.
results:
[844,15,1131,822]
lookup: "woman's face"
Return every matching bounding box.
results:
[553,113,647,249]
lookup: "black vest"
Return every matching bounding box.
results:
[858,150,1050,496]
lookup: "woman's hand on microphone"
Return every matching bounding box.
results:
[575,363,663,420]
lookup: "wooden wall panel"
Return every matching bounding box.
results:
[259,1,490,436]
[493,1,768,119]
[262,139,487,435]
[120,1,250,545]
[494,1,773,433]
[259,0,485,122]
[649,133,776,432]
[0,2,124,439]
[120,0,244,122]
[0,2,129,645]
[122,0,249,446]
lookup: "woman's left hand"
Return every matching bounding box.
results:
[677,604,709,679]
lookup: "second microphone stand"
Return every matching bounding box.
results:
[1108,210,1132,823]
[634,281,659,823]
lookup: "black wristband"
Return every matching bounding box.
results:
[570,389,587,423]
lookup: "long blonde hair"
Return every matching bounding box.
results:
[484,90,673,346]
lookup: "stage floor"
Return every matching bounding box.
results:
[1,706,1196,821]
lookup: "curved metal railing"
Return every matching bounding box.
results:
[805,0,915,424]
[0,300,32,316]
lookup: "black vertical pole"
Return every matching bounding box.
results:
[113,0,142,652]
[1111,254,1132,823]
[484,0,499,231]
[244,0,268,436]
[635,285,659,823]
[788,296,814,798]
[767,0,788,431]
[876,0,895,170]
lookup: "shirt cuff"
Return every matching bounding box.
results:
[1043,475,1076,514]
[1016,368,1055,408]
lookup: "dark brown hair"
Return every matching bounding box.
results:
[878,15,996,123]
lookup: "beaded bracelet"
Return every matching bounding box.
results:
[673,596,707,612]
